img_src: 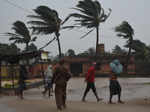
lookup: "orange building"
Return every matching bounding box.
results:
[0,50,51,78]
[63,56,136,77]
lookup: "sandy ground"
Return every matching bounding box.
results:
[0,78,150,112]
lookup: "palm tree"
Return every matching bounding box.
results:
[28,6,72,58]
[63,0,111,57]
[87,47,96,57]
[115,21,134,72]
[5,21,37,66]
[126,40,150,62]
[5,21,37,52]
[125,40,145,53]
[112,45,126,55]
[27,43,38,52]
[0,43,20,55]
[66,49,76,56]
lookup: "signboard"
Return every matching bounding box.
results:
[41,52,48,60]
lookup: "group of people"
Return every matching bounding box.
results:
[18,58,124,111]
[82,59,124,104]
[18,59,71,111]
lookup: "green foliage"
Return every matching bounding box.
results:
[115,21,135,72]
[5,21,37,51]
[3,82,18,88]
[87,47,96,56]
[28,6,72,58]
[125,39,150,62]
[7,21,31,44]
[125,40,145,52]
[64,0,111,29]
[64,0,111,56]
[142,82,150,85]
[25,43,38,52]
[115,21,134,38]
[77,51,89,57]
[0,43,20,55]
[112,45,126,54]
[66,49,76,56]
[77,47,95,57]
[28,6,61,35]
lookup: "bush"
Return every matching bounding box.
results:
[4,83,18,89]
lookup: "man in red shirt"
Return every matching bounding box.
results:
[82,62,102,102]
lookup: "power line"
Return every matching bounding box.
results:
[1,0,33,14]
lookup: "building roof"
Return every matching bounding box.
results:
[0,50,46,64]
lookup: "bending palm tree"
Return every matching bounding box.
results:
[63,0,111,57]
[5,21,37,52]
[5,21,37,65]
[115,21,134,72]
[28,6,72,58]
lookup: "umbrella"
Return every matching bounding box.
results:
[110,59,123,74]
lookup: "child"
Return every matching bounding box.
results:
[109,59,124,104]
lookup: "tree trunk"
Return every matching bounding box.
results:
[26,43,30,66]
[96,26,99,58]
[26,43,29,52]
[56,34,62,59]
[0,61,1,93]
[124,37,133,73]
[11,65,15,90]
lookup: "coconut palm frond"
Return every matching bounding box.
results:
[28,5,61,35]
[115,21,134,37]
[6,20,37,53]
[31,36,37,42]
[30,26,57,35]
[80,28,94,39]
[39,37,56,50]
[117,33,128,38]
[10,38,25,44]
[27,15,43,20]
[61,25,80,30]
[4,32,21,38]
[27,21,48,26]
[94,0,101,15]
[77,0,97,17]
[9,37,22,41]
[62,12,93,26]
[72,8,94,17]
[12,21,30,38]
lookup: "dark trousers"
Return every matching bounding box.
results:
[42,82,53,97]
[55,84,67,110]
[82,82,99,100]
[17,82,26,99]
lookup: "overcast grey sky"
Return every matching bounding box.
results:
[0,0,150,56]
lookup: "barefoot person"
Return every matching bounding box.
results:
[82,62,102,102]
[18,65,27,99]
[109,59,124,104]
[42,65,53,97]
[52,59,71,111]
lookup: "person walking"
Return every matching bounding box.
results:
[42,65,53,97]
[109,59,124,104]
[52,59,71,111]
[82,62,102,102]
[18,65,27,99]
